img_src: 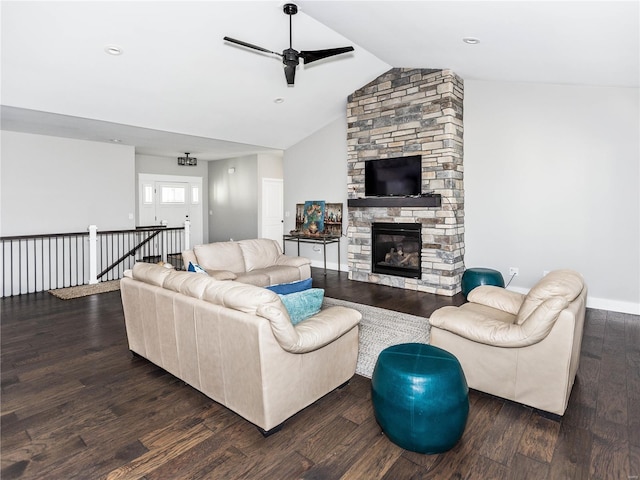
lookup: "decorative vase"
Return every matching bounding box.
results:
[308,222,318,234]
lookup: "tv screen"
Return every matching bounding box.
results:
[365,155,422,197]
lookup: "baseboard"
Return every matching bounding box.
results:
[584,297,640,315]
[309,259,343,272]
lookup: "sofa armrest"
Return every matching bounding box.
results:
[257,304,361,354]
[293,306,361,352]
[275,255,312,268]
[467,286,525,315]
[430,308,525,346]
[430,296,568,347]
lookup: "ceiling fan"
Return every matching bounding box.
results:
[223,3,354,86]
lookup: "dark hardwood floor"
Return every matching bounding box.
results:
[1,267,638,479]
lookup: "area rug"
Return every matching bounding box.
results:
[323,297,430,378]
[48,280,121,300]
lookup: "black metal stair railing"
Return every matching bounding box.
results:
[0,224,187,297]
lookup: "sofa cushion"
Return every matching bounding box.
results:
[201,280,281,314]
[235,271,271,287]
[163,269,193,293]
[132,262,172,287]
[516,270,584,324]
[239,238,282,271]
[266,278,312,294]
[203,269,238,281]
[278,288,325,325]
[262,266,305,286]
[194,242,246,273]
[163,269,225,300]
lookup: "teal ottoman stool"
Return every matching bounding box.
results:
[461,267,505,298]
[371,343,468,454]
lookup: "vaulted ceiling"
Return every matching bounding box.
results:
[1,1,638,160]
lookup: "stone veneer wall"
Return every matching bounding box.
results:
[346,68,464,295]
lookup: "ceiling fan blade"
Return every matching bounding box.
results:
[300,46,354,64]
[223,36,281,57]
[284,64,296,85]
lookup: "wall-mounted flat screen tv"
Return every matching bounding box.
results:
[365,155,422,197]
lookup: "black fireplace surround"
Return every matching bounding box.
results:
[371,223,421,279]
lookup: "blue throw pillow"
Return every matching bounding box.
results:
[265,277,312,294]
[279,288,325,325]
[188,262,208,275]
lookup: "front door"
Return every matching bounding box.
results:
[138,174,204,249]
[155,181,190,228]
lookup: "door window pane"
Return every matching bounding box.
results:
[143,185,153,204]
[161,185,186,204]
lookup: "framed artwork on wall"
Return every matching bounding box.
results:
[302,200,325,234]
[323,203,343,236]
[294,202,342,237]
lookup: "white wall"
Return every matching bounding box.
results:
[257,153,284,180]
[1,131,135,235]
[208,155,258,242]
[284,115,349,270]
[464,80,639,314]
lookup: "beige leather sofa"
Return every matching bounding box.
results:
[182,238,311,287]
[120,262,361,433]
[429,270,587,415]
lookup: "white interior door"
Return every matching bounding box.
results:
[261,178,284,249]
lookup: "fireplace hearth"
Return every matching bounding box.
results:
[372,223,421,279]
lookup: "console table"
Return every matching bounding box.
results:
[283,234,341,275]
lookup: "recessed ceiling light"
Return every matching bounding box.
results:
[274,97,285,104]
[104,45,123,56]
[110,138,122,143]
[462,37,480,45]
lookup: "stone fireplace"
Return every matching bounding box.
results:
[346,68,464,295]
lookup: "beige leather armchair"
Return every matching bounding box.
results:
[429,270,587,415]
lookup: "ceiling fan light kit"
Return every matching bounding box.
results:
[223,3,354,85]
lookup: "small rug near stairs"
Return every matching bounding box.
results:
[323,297,430,378]
[48,280,121,300]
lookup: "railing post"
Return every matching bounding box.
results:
[184,219,191,251]
[88,225,98,284]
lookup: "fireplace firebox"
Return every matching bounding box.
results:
[371,223,421,279]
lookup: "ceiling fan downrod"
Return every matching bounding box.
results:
[283,3,298,49]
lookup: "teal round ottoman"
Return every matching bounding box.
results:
[371,343,468,454]
[461,267,505,298]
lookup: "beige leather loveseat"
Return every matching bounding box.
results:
[429,270,587,415]
[182,238,311,287]
[120,262,361,433]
